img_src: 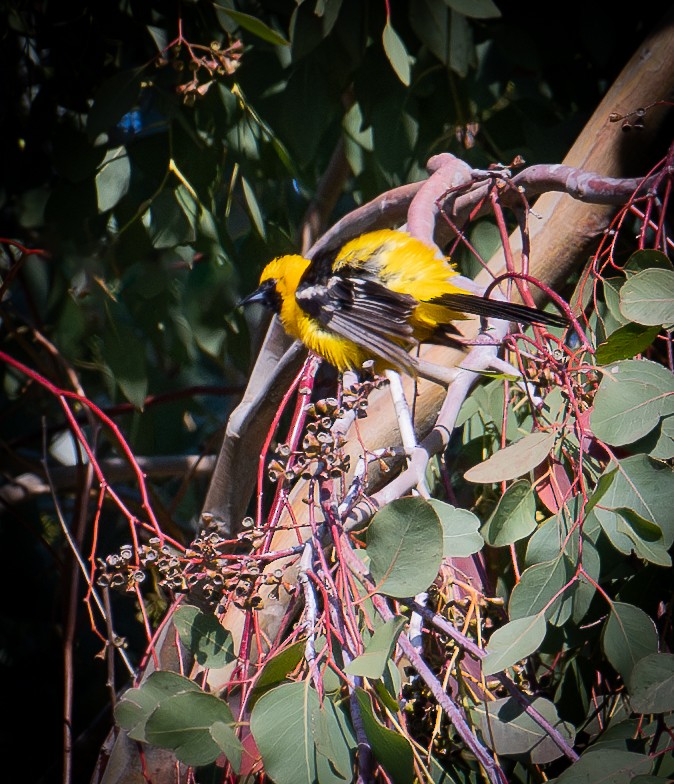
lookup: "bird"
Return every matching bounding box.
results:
[241,229,567,386]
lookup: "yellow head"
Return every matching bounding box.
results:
[241,254,311,313]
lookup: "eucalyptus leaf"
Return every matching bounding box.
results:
[249,641,305,706]
[588,455,674,562]
[602,602,659,682]
[481,479,536,546]
[367,497,443,598]
[554,749,653,782]
[594,323,660,364]
[354,688,414,784]
[145,690,241,769]
[114,671,201,742]
[96,147,131,212]
[590,359,674,446]
[480,696,575,764]
[173,605,235,669]
[464,431,556,483]
[620,268,674,325]
[102,316,148,409]
[508,557,571,622]
[345,616,406,680]
[382,21,411,86]
[483,614,547,676]
[250,682,320,784]
[428,499,484,557]
[627,653,674,714]
[444,0,501,18]
[217,7,290,46]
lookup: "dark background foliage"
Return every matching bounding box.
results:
[0,1,671,782]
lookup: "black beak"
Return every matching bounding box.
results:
[238,279,280,311]
[239,288,267,307]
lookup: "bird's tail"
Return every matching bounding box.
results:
[432,292,568,329]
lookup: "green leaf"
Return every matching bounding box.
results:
[590,359,674,446]
[114,671,201,742]
[250,682,319,784]
[382,21,411,86]
[595,323,660,364]
[102,316,148,409]
[367,497,443,598]
[345,616,406,679]
[464,431,556,483]
[481,479,536,546]
[602,602,659,682]
[603,277,630,330]
[508,557,571,622]
[427,499,484,557]
[96,147,131,213]
[483,614,546,676]
[249,641,305,706]
[443,0,501,18]
[241,176,266,239]
[173,605,235,669]
[620,268,674,325]
[146,189,197,249]
[354,688,414,784]
[480,696,575,764]
[313,699,355,782]
[216,7,290,46]
[409,0,450,65]
[571,540,599,625]
[628,653,674,713]
[554,749,652,782]
[375,659,402,713]
[624,248,674,274]
[448,9,475,77]
[589,454,674,558]
[145,691,241,769]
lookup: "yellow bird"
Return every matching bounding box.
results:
[242,229,566,385]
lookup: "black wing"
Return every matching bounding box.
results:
[295,271,421,373]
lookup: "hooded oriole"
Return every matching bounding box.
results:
[242,229,566,384]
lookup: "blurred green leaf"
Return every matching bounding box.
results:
[101,315,148,408]
[444,0,501,18]
[146,189,197,248]
[216,7,290,46]
[96,147,131,212]
[382,21,411,86]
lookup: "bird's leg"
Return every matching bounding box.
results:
[384,370,431,497]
